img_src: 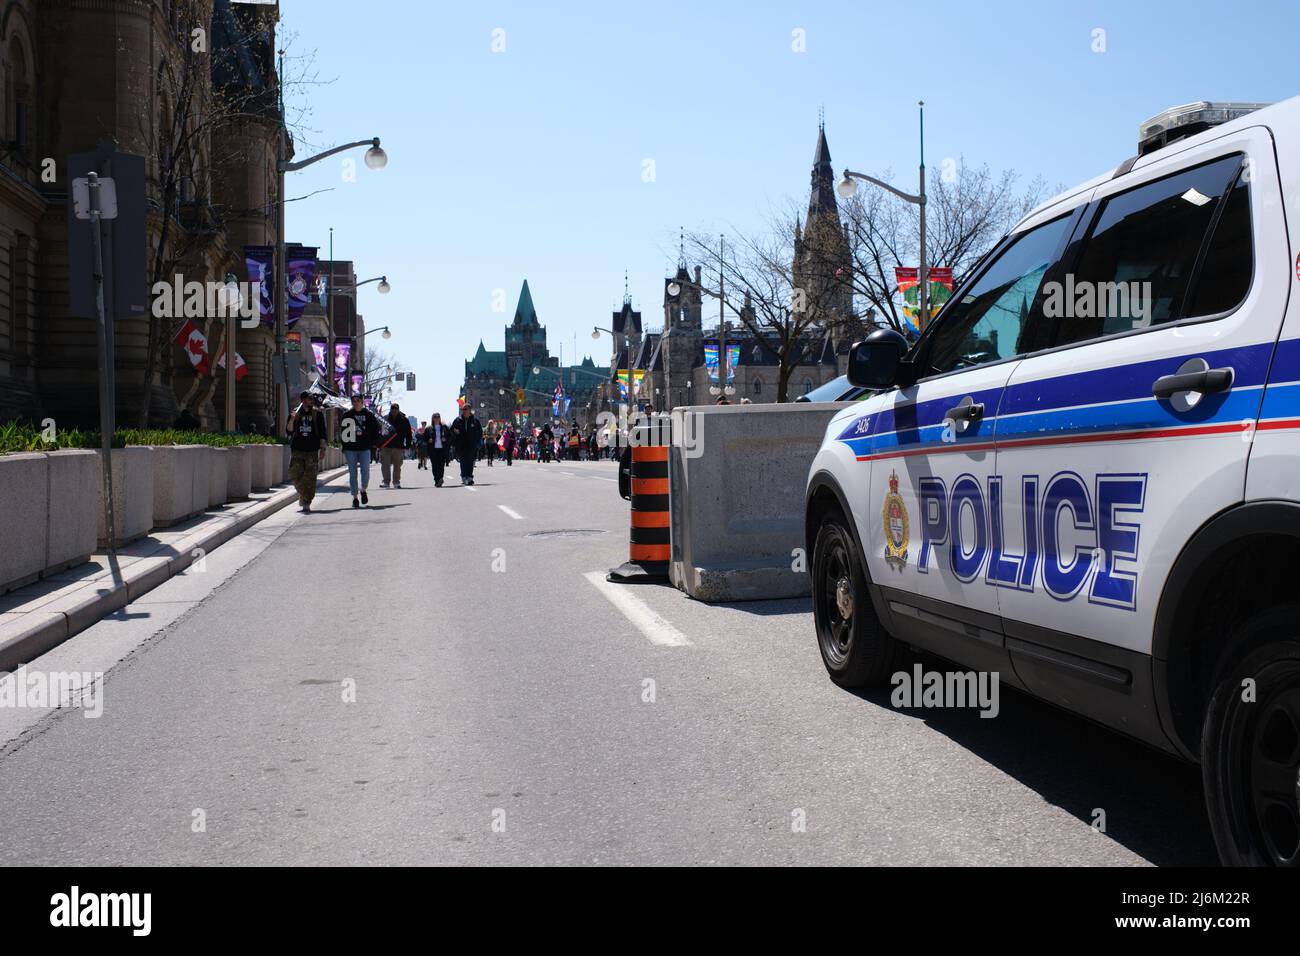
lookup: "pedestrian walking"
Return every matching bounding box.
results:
[286,390,327,513]
[378,402,413,488]
[416,420,430,470]
[567,423,581,461]
[485,428,496,467]
[340,393,381,508]
[450,405,484,485]
[539,422,554,463]
[502,425,516,466]
[427,412,450,487]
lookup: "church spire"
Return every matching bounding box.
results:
[809,119,837,220]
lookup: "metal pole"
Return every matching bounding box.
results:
[88,172,116,550]
[274,48,288,437]
[718,235,726,399]
[917,100,929,331]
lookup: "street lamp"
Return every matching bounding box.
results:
[665,235,734,398]
[837,100,930,330]
[273,46,387,433]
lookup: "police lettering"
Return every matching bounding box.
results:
[916,472,1147,609]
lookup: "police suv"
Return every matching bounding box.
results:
[805,99,1300,866]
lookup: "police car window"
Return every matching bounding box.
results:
[925,214,1072,376]
[1184,166,1252,317]
[1051,153,1243,348]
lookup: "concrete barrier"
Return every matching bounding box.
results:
[96,446,154,548]
[189,445,211,513]
[248,444,274,491]
[150,444,201,527]
[208,447,230,508]
[44,450,98,573]
[669,402,850,602]
[225,445,252,501]
[0,453,49,593]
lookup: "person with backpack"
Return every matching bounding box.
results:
[286,390,327,513]
[378,402,413,488]
[450,405,484,486]
[340,393,381,508]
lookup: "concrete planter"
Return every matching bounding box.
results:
[0,453,49,593]
[208,447,230,508]
[150,444,203,527]
[189,445,211,514]
[280,444,290,483]
[225,445,252,501]
[247,444,274,491]
[44,450,99,573]
[96,446,154,548]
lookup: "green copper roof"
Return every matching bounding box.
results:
[513,279,539,327]
[465,339,508,378]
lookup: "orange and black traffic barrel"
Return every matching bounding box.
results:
[608,417,671,583]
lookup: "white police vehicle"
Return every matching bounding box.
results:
[805,99,1300,866]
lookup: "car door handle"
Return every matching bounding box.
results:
[944,402,984,423]
[1152,367,1233,399]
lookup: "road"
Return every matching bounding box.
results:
[0,457,1217,865]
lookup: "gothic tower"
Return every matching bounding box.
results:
[662,257,703,410]
[793,121,855,336]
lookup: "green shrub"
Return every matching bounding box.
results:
[0,422,281,455]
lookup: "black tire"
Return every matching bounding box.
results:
[811,509,899,687]
[1201,607,1300,867]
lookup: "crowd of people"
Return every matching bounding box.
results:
[284,394,615,512]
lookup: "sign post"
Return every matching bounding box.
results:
[76,172,118,550]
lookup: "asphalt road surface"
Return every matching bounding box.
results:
[0,457,1217,865]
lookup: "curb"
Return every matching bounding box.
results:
[0,466,348,672]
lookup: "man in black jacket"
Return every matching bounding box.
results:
[378,402,413,489]
[340,394,381,508]
[450,405,483,486]
[286,391,327,512]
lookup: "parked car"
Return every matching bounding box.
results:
[795,374,871,404]
[805,98,1300,866]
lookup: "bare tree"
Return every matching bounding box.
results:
[841,160,1051,335]
[140,1,325,427]
[685,208,847,402]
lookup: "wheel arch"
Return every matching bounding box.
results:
[1154,500,1300,758]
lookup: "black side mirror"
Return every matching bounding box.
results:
[848,329,914,389]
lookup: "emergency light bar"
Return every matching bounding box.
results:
[1138,101,1271,155]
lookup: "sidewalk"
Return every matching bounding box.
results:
[0,466,347,671]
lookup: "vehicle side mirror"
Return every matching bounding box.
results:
[848,329,914,389]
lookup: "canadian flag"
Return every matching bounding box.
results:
[173,320,210,375]
[214,348,249,382]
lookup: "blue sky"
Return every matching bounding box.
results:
[279,0,1300,413]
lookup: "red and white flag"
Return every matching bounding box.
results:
[215,348,249,382]
[173,320,210,375]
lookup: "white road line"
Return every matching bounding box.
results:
[498,504,523,520]
[582,571,692,647]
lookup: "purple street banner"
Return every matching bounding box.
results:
[351,372,364,395]
[334,338,352,393]
[243,244,319,328]
[286,246,318,328]
[310,337,329,378]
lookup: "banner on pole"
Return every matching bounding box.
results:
[895,266,954,329]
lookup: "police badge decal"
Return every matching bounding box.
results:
[882,469,909,570]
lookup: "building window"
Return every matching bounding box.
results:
[803,378,813,395]
[7,37,30,155]
[753,378,762,395]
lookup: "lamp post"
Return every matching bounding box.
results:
[667,235,734,399]
[837,100,929,330]
[325,270,391,395]
[273,46,386,433]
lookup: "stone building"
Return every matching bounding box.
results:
[462,279,606,432]
[0,0,285,431]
